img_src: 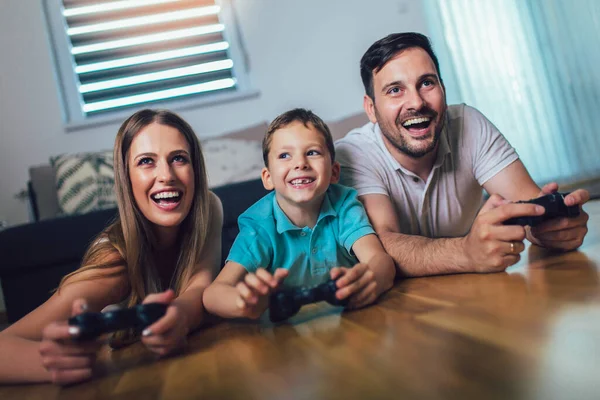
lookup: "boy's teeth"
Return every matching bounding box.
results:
[402,117,431,127]
[153,191,180,199]
[291,178,314,185]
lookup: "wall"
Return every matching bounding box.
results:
[0,1,430,313]
[0,0,430,227]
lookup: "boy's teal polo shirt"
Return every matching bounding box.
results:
[226,184,376,288]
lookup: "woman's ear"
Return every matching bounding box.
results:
[261,167,274,190]
[330,161,341,184]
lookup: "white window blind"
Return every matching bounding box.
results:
[44,0,252,126]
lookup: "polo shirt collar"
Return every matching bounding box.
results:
[272,191,337,234]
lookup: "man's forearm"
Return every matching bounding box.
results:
[379,232,471,277]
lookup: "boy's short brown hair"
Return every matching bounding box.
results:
[263,108,335,167]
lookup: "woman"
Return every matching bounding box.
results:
[0,109,223,384]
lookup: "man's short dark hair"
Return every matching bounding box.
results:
[360,32,443,100]
[263,108,335,167]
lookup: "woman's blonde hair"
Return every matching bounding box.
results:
[60,109,211,309]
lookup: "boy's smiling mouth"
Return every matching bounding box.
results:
[289,177,316,188]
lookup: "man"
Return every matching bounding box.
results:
[336,32,589,276]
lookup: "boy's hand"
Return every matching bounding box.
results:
[141,289,189,356]
[330,263,378,309]
[236,268,288,319]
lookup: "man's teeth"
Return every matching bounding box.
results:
[153,191,180,199]
[290,178,314,185]
[402,117,431,127]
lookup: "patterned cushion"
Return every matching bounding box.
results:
[202,138,264,188]
[50,151,116,215]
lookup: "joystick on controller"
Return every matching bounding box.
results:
[68,303,168,341]
[269,279,348,323]
[503,192,579,227]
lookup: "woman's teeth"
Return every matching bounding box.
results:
[152,191,181,201]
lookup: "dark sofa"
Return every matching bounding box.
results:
[0,179,269,323]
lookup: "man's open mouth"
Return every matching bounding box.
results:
[401,116,432,131]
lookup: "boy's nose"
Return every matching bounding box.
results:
[294,158,309,170]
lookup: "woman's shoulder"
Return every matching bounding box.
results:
[208,190,223,216]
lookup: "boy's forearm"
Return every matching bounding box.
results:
[203,283,245,319]
[379,231,471,277]
[0,334,51,383]
[366,252,396,296]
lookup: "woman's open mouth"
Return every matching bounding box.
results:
[150,190,182,211]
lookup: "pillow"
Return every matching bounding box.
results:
[202,138,264,188]
[50,151,116,215]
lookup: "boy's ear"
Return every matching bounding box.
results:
[261,167,275,190]
[330,161,341,184]
[363,94,378,124]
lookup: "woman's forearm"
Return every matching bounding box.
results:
[174,287,208,333]
[0,333,51,383]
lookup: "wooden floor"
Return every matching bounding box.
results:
[1,201,599,399]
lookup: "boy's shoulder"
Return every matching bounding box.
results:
[327,183,359,211]
[239,191,276,224]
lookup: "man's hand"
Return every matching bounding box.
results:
[236,268,288,319]
[141,290,188,356]
[528,183,590,251]
[330,263,378,309]
[463,194,545,273]
[39,299,103,385]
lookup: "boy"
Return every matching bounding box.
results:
[203,109,395,319]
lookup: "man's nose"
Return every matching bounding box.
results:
[404,88,426,111]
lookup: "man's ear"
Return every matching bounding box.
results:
[330,161,341,184]
[363,94,378,124]
[261,167,274,191]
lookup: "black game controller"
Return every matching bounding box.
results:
[503,192,580,227]
[269,279,348,323]
[68,303,168,341]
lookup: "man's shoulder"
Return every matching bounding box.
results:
[335,121,379,148]
[447,103,489,127]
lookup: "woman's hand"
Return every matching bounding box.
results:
[39,298,103,385]
[141,290,189,356]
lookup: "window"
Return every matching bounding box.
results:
[43,0,254,128]
[424,0,600,184]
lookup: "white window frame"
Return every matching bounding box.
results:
[42,0,257,131]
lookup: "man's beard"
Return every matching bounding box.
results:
[376,106,445,159]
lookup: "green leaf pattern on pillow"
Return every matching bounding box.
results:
[50,151,116,215]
